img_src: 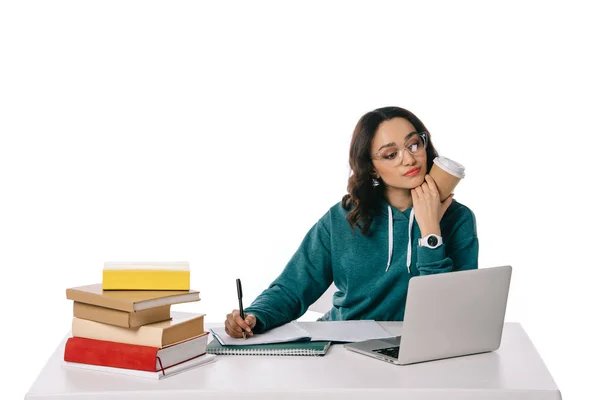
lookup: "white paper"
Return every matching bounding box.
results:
[211,320,393,345]
[299,320,393,342]
[210,321,311,346]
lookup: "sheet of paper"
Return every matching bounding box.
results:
[210,321,311,346]
[298,320,393,342]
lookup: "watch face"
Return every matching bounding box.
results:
[427,236,439,246]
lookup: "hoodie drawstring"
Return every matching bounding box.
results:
[385,205,414,273]
[407,208,414,273]
[386,205,393,272]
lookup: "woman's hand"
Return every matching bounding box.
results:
[411,175,454,236]
[225,309,257,338]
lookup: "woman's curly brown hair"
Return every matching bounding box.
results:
[342,106,439,235]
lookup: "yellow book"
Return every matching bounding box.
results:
[103,262,190,290]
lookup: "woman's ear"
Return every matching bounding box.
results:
[371,169,380,179]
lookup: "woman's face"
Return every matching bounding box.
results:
[370,117,427,190]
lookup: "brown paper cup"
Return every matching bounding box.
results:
[429,156,465,201]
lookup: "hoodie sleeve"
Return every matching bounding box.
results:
[415,204,479,275]
[244,215,333,333]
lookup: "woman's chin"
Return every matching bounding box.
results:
[385,176,426,190]
[406,174,426,187]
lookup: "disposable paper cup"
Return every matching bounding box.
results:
[429,156,465,201]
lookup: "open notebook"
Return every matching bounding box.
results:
[210,320,392,346]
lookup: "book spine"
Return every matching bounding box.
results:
[64,337,159,371]
[66,287,134,312]
[129,305,172,327]
[72,317,164,347]
[64,353,216,380]
[74,302,129,327]
[102,270,190,290]
[73,302,171,328]
[162,315,205,346]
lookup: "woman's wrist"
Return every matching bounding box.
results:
[420,225,441,237]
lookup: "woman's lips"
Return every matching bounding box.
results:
[404,167,421,176]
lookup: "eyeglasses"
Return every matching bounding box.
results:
[372,132,428,166]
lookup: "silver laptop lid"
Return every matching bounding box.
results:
[398,265,512,364]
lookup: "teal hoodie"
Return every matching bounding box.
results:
[245,198,478,333]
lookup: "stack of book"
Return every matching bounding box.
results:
[63,262,215,379]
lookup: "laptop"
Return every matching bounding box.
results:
[344,265,512,365]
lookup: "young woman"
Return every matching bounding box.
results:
[224,106,478,338]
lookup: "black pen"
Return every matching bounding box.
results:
[236,278,247,339]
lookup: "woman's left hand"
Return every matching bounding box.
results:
[411,175,454,236]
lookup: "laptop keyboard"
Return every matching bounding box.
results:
[373,346,399,359]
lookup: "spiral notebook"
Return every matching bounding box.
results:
[206,339,331,356]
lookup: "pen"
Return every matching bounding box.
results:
[236,278,246,339]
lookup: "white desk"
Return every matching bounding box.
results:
[25,313,561,400]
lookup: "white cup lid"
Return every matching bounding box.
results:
[433,156,465,179]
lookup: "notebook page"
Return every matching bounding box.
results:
[298,320,394,342]
[210,321,311,346]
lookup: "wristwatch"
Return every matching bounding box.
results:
[418,234,443,249]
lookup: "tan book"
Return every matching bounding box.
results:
[72,314,205,348]
[73,302,172,328]
[66,284,199,312]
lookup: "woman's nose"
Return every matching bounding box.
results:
[400,149,417,165]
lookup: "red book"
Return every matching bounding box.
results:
[64,333,209,372]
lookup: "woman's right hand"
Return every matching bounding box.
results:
[225,309,257,338]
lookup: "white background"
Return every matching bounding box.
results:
[1,0,598,398]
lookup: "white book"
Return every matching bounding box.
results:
[63,353,216,380]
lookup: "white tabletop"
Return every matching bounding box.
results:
[25,312,561,400]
